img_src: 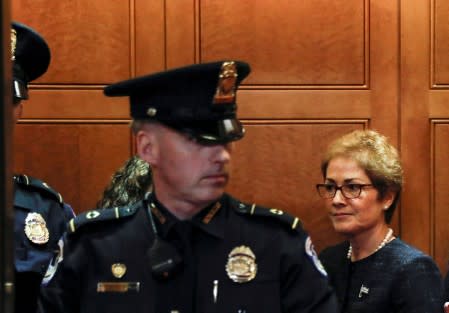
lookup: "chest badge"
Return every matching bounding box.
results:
[111,263,127,278]
[225,245,257,283]
[24,212,49,244]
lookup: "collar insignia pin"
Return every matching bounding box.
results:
[226,245,257,283]
[24,212,49,244]
[111,263,127,278]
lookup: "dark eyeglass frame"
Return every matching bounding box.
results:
[316,183,374,199]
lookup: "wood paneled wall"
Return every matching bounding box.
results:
[10,0,449,274]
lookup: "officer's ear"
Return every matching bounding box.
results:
[136,126,159,166]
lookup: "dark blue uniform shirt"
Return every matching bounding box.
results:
[14,174,74,313]
[40,193,337,313]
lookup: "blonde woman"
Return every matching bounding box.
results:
[318,129,443,313]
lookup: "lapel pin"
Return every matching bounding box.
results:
[111,263,127,278]
[358,284,369,298]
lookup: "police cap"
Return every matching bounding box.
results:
[11,21,51,100]
[104,61,251,145]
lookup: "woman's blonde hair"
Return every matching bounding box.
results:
[320,129,403,223]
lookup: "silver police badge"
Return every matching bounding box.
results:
[225,245,257,283]
[24,212,49,244]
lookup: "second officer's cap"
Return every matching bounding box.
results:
[11,21,51,101]
[104,61,251,145]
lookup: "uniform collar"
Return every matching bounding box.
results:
[146,192,226,239]
[191,200,225,239]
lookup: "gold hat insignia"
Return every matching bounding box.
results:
[11,28,17,61]
[111,263,127,278]
[24,212,49,244]
[213,61,238,105]
[225,245,257,283]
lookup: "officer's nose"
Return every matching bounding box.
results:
[211,143,233,164]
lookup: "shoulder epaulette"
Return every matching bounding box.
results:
[14,174,63,204]
[68,203,139,235]
[234,202,303,231]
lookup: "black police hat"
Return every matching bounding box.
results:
[104,61,251,145]
[11,22,51,100]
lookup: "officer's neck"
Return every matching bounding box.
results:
[152,190,215,221]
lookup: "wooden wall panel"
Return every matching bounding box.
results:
[12,0,131,84]
[433,0,449,86]
[21,89,129,119]
[135,0,166,75]
[431,2,449,274]
[199,0,367,86]
[13,123,133,214]
[402,0,449,276]
[433,122,449,273]
[400,0,432,255]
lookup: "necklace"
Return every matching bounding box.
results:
[347,228,394,260]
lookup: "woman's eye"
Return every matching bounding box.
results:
[346,184,360,191]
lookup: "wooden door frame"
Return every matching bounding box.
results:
[1,1,14,311]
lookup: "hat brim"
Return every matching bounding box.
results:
[13,79,29,100]
[164,118,245,145]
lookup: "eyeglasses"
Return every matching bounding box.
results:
[316,183,374,199]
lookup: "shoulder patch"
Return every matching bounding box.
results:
[68,204,139,235]
[234,202,302,231]
[14,174,63,204]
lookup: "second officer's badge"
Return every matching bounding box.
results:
[24,212,49,244]
[225,245,257,283]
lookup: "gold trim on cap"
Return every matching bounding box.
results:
[11,29,17,61]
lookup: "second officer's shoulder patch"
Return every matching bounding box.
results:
[68,202,139,235]
[233,201,302,231]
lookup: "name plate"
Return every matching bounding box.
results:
[97,282,140,293]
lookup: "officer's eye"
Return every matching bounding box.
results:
[183,132,199,144]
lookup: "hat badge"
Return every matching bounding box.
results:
[10,28,17,61]
[225,245,257,283]
[111,263,127,278]
[213,61,238,105]
[146,107,157,117]
[24,212,49,244]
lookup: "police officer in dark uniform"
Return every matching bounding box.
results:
[40,61,337,313]
[10,22,75,313]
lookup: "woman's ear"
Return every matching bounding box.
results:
[382,190,396,210]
